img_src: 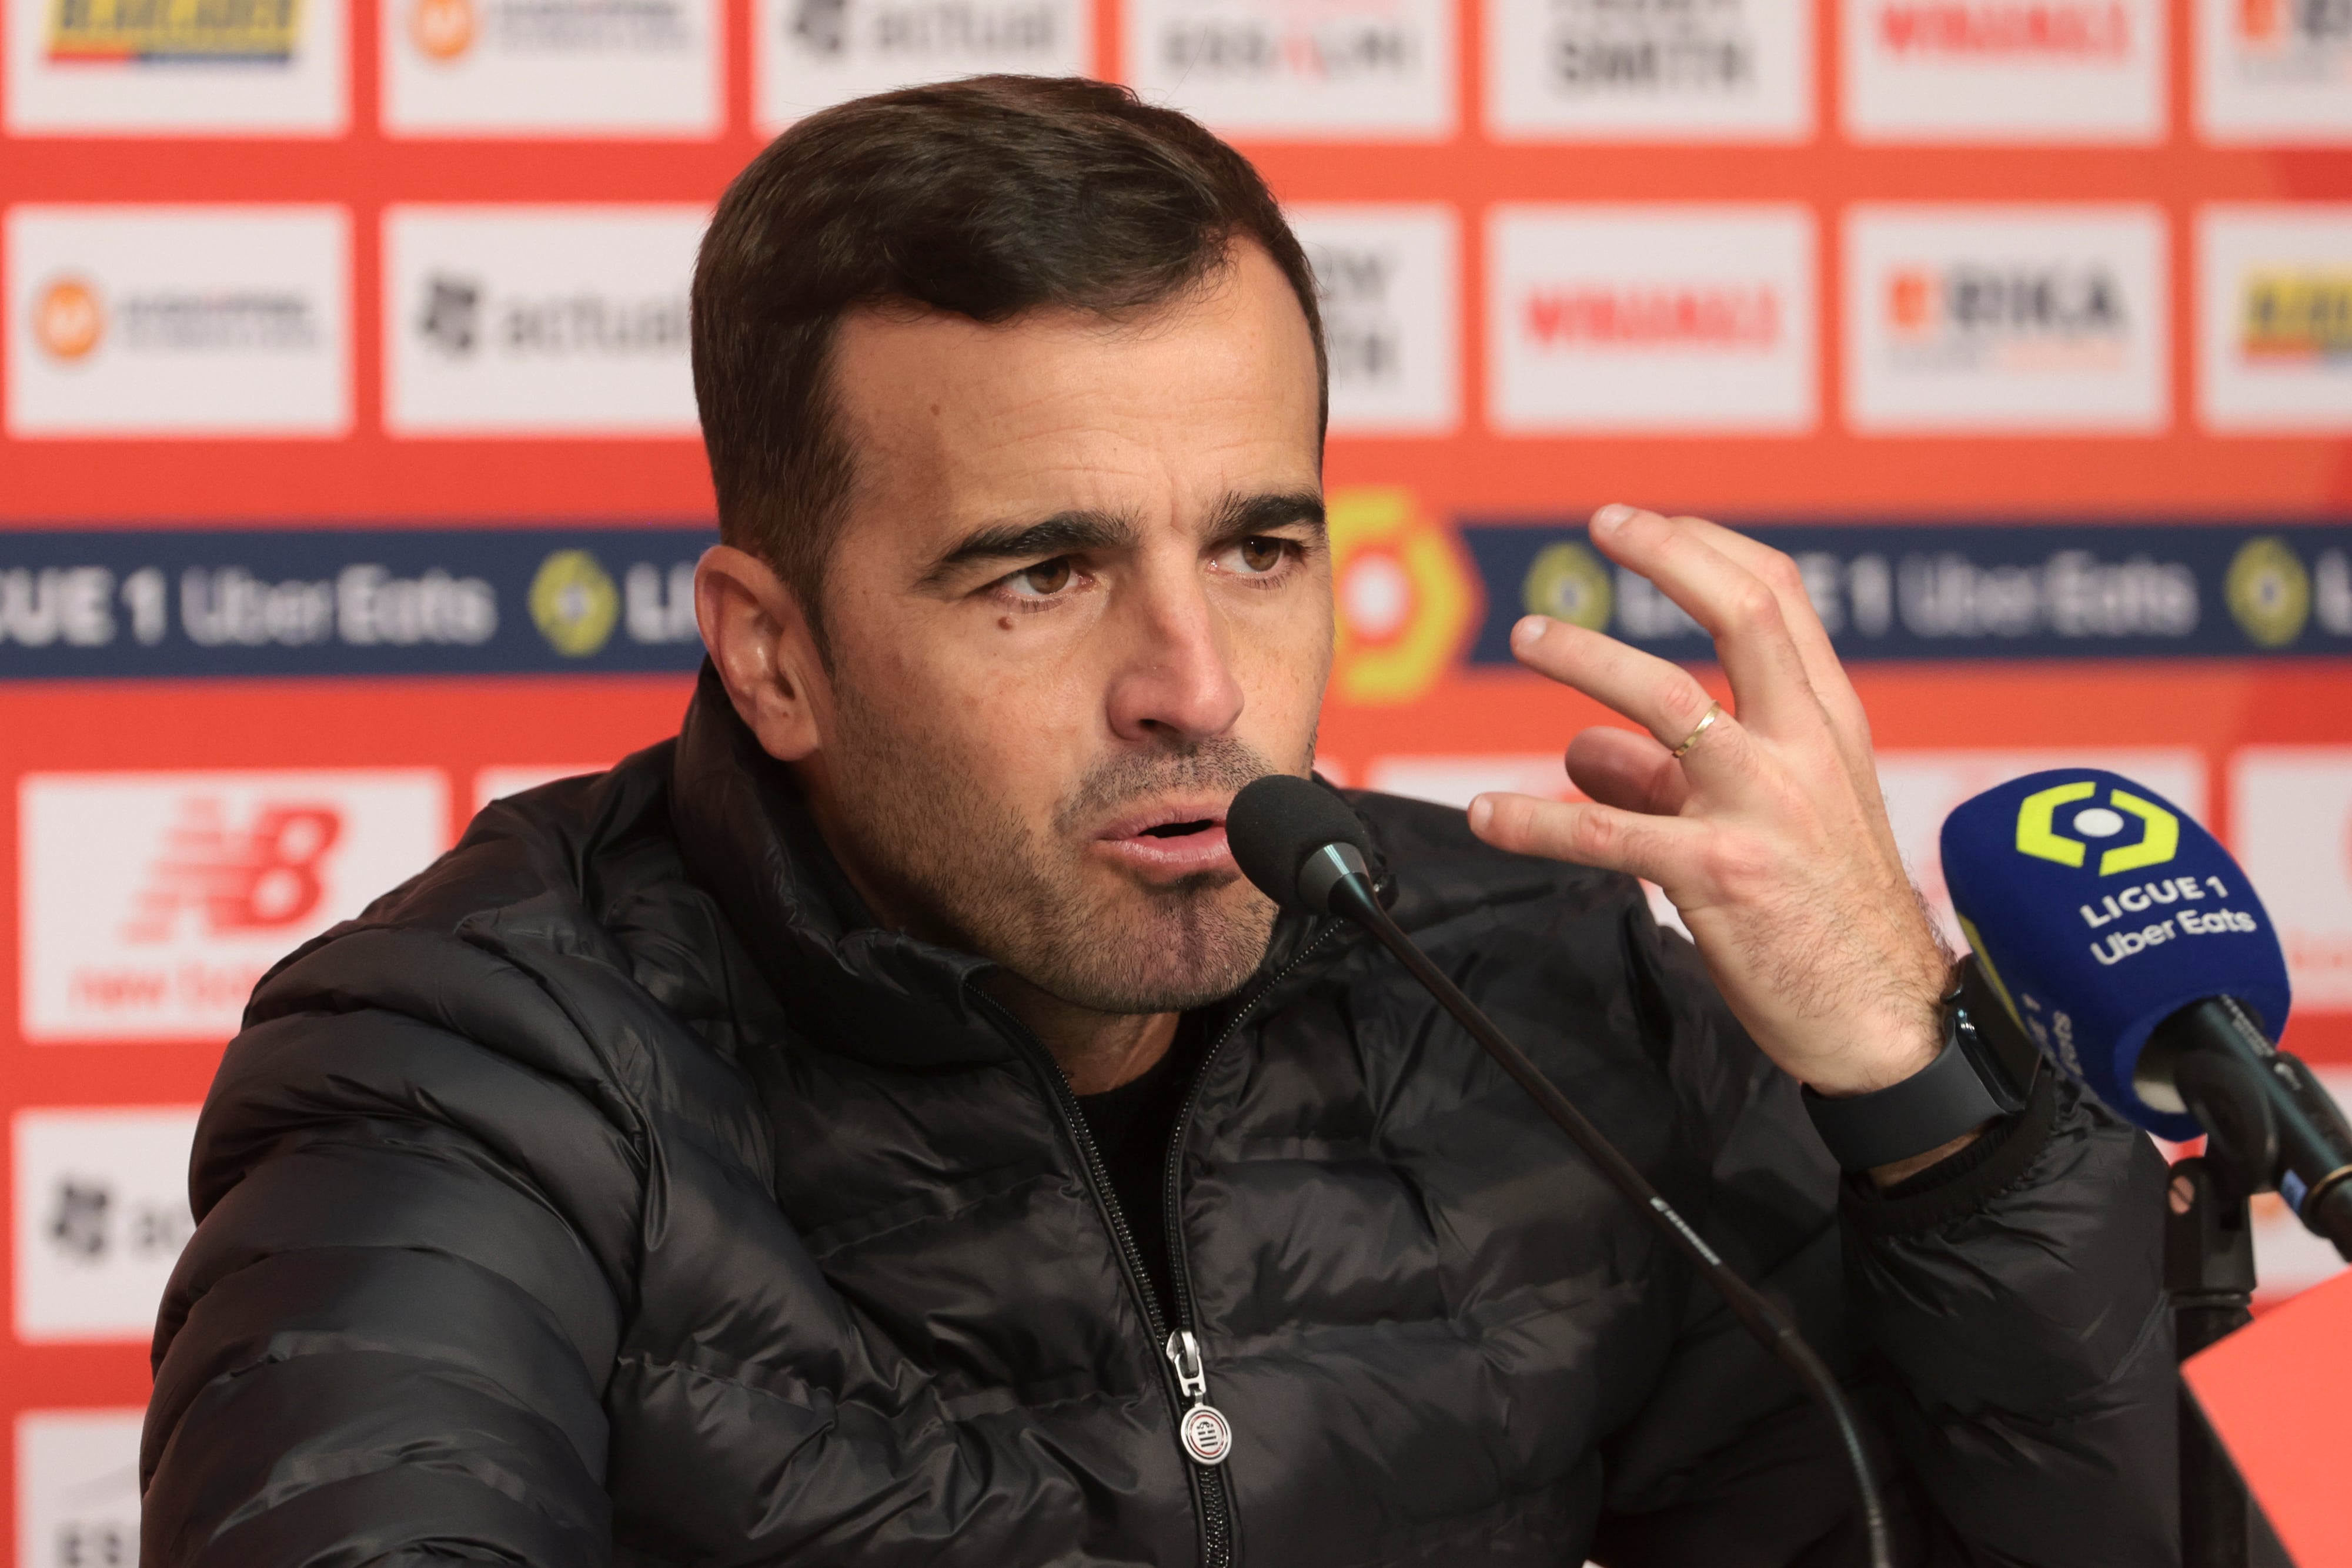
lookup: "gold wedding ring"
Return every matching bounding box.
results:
[1670,701,1723,760]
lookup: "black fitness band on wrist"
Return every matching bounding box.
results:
[1802,959,2034,1172]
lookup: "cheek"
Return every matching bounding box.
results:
[867,627,1104,810]
[1236,594,1334,737]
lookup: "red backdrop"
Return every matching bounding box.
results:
[6,0,2352,1559]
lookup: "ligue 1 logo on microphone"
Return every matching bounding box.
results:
[2013,780,2177,877]
[2003,780,2253,969]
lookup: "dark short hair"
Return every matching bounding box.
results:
[690,75,1328,640]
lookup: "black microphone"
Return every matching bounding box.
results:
[1227,774,1895,1568]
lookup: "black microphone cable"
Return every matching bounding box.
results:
[1228,774,1895,1568]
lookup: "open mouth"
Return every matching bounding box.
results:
[1097,802,1236,875]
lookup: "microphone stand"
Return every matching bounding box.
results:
[2160,996,2352,1568]
[1317,870,1897,1568]
[2166,1155,2254,1568]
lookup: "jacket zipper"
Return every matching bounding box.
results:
[968,914,1344,1568]
[966,989,1210,1564]
[1164,1328,1233,1467]
[1156,918,1344,1568]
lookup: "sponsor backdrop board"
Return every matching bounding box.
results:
[6,207,352,437]
[384,0,725,136]
[4,0,349,136]
[1842,0,2167,144]
[1,0,2350,1557]
[382,206,704,434]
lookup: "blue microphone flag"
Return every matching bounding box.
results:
[1939,769,2293,1141]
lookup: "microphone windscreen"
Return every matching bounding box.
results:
[1228,774,1369,912]
[1939,768,2292,1138]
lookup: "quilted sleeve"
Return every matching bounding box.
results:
[1593,895,2174,1567]
[142,934,648,1568]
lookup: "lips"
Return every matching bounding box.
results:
[1095,801,1235,877]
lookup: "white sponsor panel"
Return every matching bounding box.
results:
[14,1108,199,1342]
[1843,204,2169,434]
[756,0,1091,128]
[384,0,722,136]
[2197,0,2352,144]
[1124,0,1456,139]
[16,1409,145,1568]
[1291,205,1459,434]
[4,0,346,136]
[2198,205,2352,432]
[1842,0,2164,143]
[1874,748,2206,952]
[2231,748,2352,1009]
[1486,0,1812,142]
[19,770,447,1042]
[384,206,703,436]
[6,206,350,439]
[1488,204,1816,433]
[474,763,610,811]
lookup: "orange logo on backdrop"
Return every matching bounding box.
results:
[1328,487,1479,707]
[32,278,103,361]
[412,0,476,59]
[2237,0,2284,42]
[1889,269,1939,334]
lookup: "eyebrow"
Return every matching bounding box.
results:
[918,509,1141,589]
[917,488,1327,590]
[1209,489,1326,542]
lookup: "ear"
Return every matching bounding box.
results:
[695,544,830,763]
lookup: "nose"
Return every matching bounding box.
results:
[1102,560,1246,745]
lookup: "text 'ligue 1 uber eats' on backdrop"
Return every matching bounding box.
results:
[4,0,2352,1559]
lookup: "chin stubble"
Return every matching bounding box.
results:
[827,684,1292,1015]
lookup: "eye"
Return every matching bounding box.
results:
[1004,557,1074,598]
[1224,536,1292,577]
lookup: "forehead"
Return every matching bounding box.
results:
[826,245,1323,549]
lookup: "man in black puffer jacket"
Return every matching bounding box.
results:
[143,78,2175,1566]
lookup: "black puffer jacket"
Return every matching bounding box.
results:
[143,673,2177,1567]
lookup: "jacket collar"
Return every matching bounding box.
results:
[667,660,1363,1068]
[670,661,1015,1068]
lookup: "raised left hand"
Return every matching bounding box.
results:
[1468,505,1949,1101]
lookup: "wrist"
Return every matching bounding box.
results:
[1800,957,2033,1175]
[1802,1022,1942,1099]
[1866,1126,1986,1187]
[1843,1068,2063,1233]
[1797,937,1952,1098]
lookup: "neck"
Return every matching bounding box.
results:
[982,969,1180,1094]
